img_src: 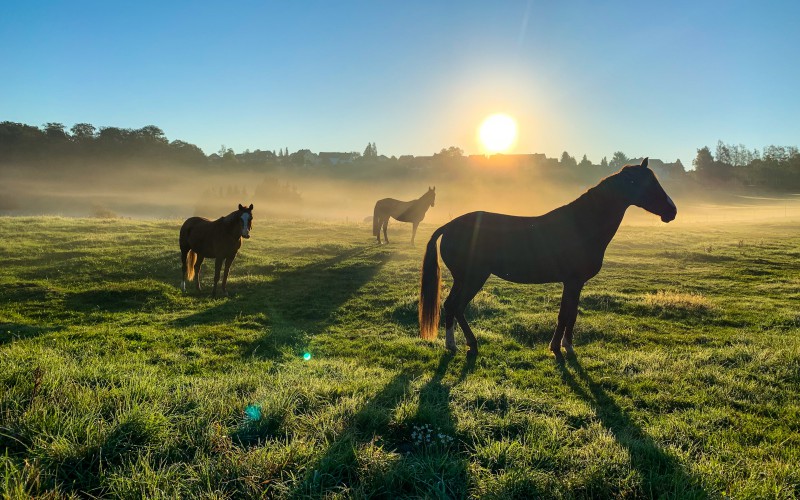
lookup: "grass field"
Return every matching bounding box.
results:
[1,215,799,498]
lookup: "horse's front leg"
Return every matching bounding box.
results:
[561,282,584,357]
[550,281,583,361]
[382,219,389,244]
[221,255,235,296]
[212,257,224,297]
[411,222,419,246]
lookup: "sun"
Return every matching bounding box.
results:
[478,113,517,154]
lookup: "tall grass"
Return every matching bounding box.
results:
[1,216,799,498]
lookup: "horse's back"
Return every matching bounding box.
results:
[180,216,211,235]
[179,216,216,250]
[374,198,399,212]
[439,211,600,284]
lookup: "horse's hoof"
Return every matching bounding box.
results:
[562,344,576,358]
[550,346,564,363]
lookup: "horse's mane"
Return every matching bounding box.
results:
[563,165,637,215]
[221,211,239,222]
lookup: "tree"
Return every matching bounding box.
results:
[600,156,609,169]
[43,122,68,140]
[715,140,732,165]
[692,146,714,173]
[609,151,629,169]
[137,125,167,144]
[70,123,96,141]
[434,146,463,158]
[363,142,377,158]
[559,151,577,169]
[578,154,592,169]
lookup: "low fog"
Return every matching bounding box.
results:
[2,159,800,226]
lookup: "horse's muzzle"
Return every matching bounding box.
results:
[242,234,251,239]
[661,210,676,223]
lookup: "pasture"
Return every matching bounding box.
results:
[1,216,799,498]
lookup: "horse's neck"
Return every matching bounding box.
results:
[413,196,431,212]
[567,187,629,247]
[217,216,241,238]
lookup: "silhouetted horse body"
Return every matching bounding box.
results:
[419,159,676,360]
[179,204,253,297]
[373,187,435,244]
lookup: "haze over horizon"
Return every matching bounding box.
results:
[2,1,799,167]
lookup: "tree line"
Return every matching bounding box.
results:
[2,121,799,193]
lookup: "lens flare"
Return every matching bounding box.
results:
[303,352,312,361]
[244,404,262,421]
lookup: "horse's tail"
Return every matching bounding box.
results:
[372,202,381,236]
[185,250,197,282]
[419,226,445,340]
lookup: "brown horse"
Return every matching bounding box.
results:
[419,159,677,361]
[179,204,253,297]
[373,187,436,244]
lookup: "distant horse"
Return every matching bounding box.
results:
[419,159,677,360]
[373,187,436,244]
[179,204,253,297]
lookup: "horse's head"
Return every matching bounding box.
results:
[237,203,254,238]
[615,158,676,222]
[425,186,436,207]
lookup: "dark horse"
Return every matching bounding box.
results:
[419,159,676,360]
[373,186,436,244]
[179,204,253,297]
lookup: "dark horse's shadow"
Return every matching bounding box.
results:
[173,246,390,360]
[290,352,470,497]
[559,358,706,497]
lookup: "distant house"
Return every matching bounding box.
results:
[290,149,320,166]
[319,152,359,166]
[629,157,686,180]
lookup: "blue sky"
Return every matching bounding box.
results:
[2,1,798,166]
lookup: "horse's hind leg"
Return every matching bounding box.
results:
[447,274,489,356]
[443,283,461,352]
[550,281,584,361]
[194,255,205,291]
[382,219,389,244]
[180,247,189,292]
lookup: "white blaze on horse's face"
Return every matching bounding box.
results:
[240,212,252,238]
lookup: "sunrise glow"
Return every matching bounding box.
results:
[478,114,518,154]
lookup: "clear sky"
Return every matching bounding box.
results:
[2,1,798,166]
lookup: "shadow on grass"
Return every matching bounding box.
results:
[0,322,60,344]
[291,371,415,496]
[559,358,707,498]
[64,287,160,313]
[292,352,470,497]
[173,245,390,360]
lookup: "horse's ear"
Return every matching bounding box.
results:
[248,204,253,210]
[238,204,244,210]
[641,157,649,169]
[432,186,435,191]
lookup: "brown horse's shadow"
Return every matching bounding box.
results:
[172,246,390,360]
[0,322,60,345]
[559,358,706,497]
